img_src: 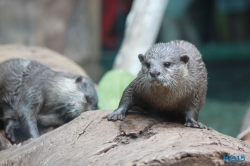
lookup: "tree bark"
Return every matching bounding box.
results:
[113,0,169,75]
[0,110,249,165]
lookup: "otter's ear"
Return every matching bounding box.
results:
[180,55,189,63]
[138,54,144,62]
[75,76,83,83]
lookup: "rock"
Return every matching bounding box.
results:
[0,110,249,165]
[0,44,88,77]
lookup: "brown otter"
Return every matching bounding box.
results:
[0,59,98,143]
[107,40,207,128]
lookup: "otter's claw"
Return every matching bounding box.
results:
[184,119,204,129]
[107,113,125,121]
[5,121,16,143]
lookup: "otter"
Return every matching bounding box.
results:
[0,59,98,143]
[107,40,207,128]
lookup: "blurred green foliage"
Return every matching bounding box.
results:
[97,69,135,110]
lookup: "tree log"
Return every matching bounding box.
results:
[113,0,169,75]
[0,110,249,165]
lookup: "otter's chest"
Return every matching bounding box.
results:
[136,86,190,111]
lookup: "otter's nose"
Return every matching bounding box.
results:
[150,71,160,78]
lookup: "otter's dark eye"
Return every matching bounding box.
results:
[164,62,171,68]
[145,62,150,68]
[85,95,90,102]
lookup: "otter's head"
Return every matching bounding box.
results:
[47,75,98,121]
[138,43,190,89]
[74,75,98,111]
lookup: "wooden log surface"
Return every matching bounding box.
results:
[0,110,249,165]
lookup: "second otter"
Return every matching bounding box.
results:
[107,40,207,128]
[0,59,98,143]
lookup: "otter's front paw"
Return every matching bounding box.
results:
[107,112,125,121]
[184,119,204,129]
[5,124,16,143]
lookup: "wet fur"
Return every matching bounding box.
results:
[107,40,207,128]
[0,59,98,143]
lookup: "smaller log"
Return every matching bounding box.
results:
[237,107,250,142]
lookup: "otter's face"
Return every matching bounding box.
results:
[75,76,98,111]
[47,75,98,122]
[138,43,189,88]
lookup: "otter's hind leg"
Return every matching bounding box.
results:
[184,109,204,129]
[184,90,206,129]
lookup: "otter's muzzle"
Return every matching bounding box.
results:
[150,71,160,78]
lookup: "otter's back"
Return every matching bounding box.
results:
[0,59,50,106]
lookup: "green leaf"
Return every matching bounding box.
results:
[97,70,135,110]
